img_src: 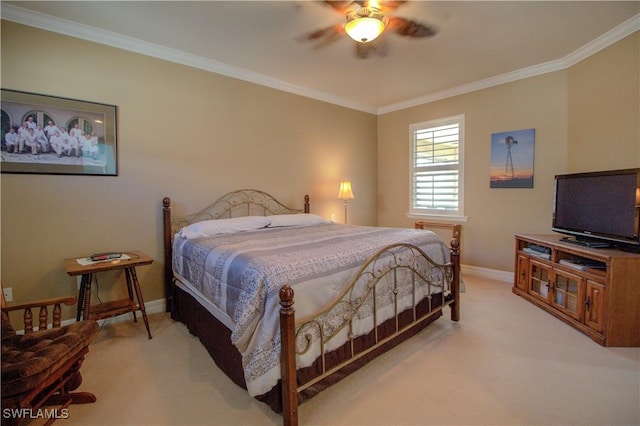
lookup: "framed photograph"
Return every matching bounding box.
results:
[490,128,535,188]
[1,89,117,176]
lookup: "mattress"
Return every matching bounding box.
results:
[172,222,450,396]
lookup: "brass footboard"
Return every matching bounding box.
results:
[279,239,461,426]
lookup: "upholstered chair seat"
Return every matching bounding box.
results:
[1,287,99,426]
[2,320,99,400]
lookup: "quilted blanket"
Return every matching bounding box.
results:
[173,223,449,396]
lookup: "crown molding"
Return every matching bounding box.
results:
[376,14,640,115]
[0,3,377,114]
[2,4,637,116]
[377,59,566,114]
[564,13,640,67]
[378,13,639,114]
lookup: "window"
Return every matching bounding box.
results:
[21,111,55,128]
[67,117,94,135]
[409,115,464,218]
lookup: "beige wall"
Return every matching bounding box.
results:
[568,32,640,171]
[1,22,377,314]
[378,72,569,272]
[378,32,639,272]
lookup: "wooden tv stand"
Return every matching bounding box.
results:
[513,234,640,347]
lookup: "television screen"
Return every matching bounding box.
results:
[553,169,640,247]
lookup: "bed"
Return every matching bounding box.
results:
[162,189,460,425]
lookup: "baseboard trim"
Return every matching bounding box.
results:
[461,264,513,283]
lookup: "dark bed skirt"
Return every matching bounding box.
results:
[171,285,443,413]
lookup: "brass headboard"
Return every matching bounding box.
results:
[167,189,310,235]
[161,189,310,312]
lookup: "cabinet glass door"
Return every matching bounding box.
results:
[552,270,583,320]
[529,261,551,301]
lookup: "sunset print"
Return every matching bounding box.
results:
[490,128,535,188]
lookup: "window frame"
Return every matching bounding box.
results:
[408,114,466,221]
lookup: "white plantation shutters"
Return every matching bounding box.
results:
[410,115,464,217]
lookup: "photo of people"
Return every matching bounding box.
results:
[1,89,117,175]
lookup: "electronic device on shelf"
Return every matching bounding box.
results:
[558,258,606,271]
[559,236,611,248]
[552,168,640,252]
[90,252,122,261]
[522,244,551,259]
[528,243,551,254]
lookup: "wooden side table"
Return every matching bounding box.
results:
[64,250,153,339]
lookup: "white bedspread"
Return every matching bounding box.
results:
[173,223,449,396]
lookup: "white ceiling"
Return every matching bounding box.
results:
[3,1,639,114]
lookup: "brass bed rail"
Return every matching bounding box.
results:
[288,242,456,393]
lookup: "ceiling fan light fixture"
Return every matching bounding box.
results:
[345,16,385,43]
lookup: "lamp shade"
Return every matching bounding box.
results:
[338,181,355,200]
[345,16,385,43]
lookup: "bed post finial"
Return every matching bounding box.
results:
[279,285,298,426]
[280,286,294,310]
[450,235,460,256]
[304,195,310,214]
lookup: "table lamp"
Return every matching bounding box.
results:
[338,181,355,223]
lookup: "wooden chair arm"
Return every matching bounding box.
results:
[2,295,77,333]
[2,295,77,312]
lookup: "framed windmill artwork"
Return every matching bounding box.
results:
[490,128,535,188]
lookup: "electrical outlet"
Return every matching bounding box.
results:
[3,287,13,302]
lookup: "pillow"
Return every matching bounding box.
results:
[179,216,272,239]
[268,213,329,228]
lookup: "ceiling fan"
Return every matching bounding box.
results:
[301,0,437,58]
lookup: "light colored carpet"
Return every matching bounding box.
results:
[61,275,639,425]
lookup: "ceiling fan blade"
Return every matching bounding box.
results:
[371,39,389,57]
[323,1,359,14]
[354,38,388,59]
[375,1,407,13]
[326,1,407,14]
[298,24,345,49]
[301,24,344,41]
[387,17,437,38]
[355,42,371,59]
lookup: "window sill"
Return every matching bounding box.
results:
[407,213,468,223]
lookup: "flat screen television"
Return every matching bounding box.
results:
[552,168,640,251]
